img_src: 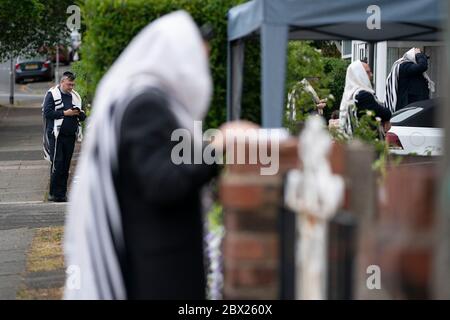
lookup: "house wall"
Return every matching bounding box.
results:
[375,42,387,102]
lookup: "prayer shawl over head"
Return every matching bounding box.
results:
[63,10,212,300]
[385,48,435,113]
[339,60,375,136]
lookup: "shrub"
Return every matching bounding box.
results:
[284,41,337,132]
[75,0,259,129]
[323,57,349,113]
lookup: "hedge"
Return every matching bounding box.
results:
[73,0,260,129]
[74,0,347,129]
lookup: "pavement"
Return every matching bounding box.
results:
[0,100,74,299]
[0,228,34,299]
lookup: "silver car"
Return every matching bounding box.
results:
[15,55,53,84]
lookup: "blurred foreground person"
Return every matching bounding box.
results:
[339,60,391,136]
[64,11,230,299]
[328,110,340,130]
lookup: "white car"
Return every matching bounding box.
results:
[386,99,443,156]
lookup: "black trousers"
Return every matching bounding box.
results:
[50,134,76,198]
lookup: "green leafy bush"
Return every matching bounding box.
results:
[284,42,327,133]
[284,41,348,133]
[329,109,401,179]
[0,0,77,61]
[323,57,349,113]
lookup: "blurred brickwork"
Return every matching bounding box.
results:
[219,138,297,299]
[356,161,438,299]
[220,135,448,300]
[219,137,344,299]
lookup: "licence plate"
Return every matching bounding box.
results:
[25,64,38,70]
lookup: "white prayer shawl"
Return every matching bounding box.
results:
[43,85,83,162]
[385,48,435,113]
[339,60,376,136]
[47,85,83,133]
[63,10,212,300]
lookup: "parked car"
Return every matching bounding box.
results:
[39,44,71,65]
[386,98,443,156]
[15,55,53,84]
[50,45,71,65]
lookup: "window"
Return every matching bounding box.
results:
[357,42,367,61]
[391,107,423,124]
[342,41,352,56]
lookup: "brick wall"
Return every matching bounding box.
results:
[376,162,437,299]
[355,158,439,299]
[219,137,343,299]
[219,137,445,300]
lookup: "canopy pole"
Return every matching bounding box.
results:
[227,41,232,122]
[368,42,375,74]
[261,24,288,128]
[227,40,245,122]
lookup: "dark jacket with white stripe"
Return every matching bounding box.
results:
[396,53,430,111]
[43,88,86,136]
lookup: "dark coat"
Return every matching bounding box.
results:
[115,89,217,299]
[43,88,86,136]
[355,90,391,122]
[396,53,430,111]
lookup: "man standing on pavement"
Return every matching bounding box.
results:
[43,71,86,202]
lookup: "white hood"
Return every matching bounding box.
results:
[64,11,212,300]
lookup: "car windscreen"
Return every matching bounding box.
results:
[390,102,438,128]
[391,107,423,123]
[17,55,47,63]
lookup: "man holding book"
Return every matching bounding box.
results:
[43,71,86,202]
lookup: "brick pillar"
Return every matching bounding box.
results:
[327,141,365,299]
[220,136,343,299]
[219,137,297,299]
[352,158,438,299]
[376,162,437,299]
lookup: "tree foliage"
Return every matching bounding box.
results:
[323,57,349,112]
[0,0,44,60]
[284,41,348,131]
[72,0,257,129]
[310,40,341,58]
[72,1,347,130]
[0,0,76,61]
[37,0,77,47]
